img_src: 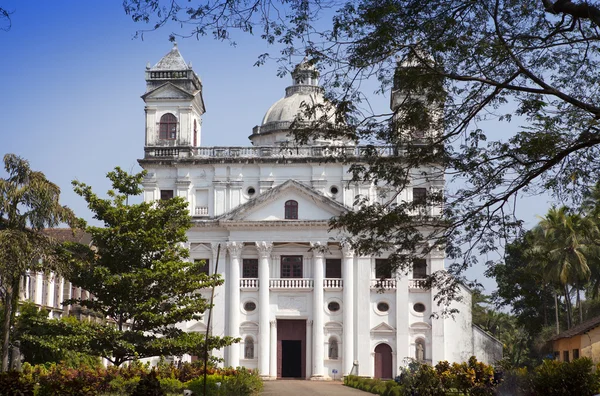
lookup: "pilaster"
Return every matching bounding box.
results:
[269,320,277,378]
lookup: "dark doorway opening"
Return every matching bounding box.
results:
[277,319,306,379]
[281,340,302,378]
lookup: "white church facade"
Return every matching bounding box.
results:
[137,45,502,379]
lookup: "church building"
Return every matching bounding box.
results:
[137,45,502,379]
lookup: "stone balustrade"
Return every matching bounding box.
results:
[194,206,209,216]
[323,278,343,288]
[240,278,259,289]
[370,278,397,289]
[145,145,398,159]
[269,278,314,289]
[409,279,429,290]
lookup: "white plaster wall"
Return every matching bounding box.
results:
[473,326,503,365]
[443,285,474,363]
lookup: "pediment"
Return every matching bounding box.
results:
[410,322,432,331]
[187,321,207,332]
[190,243,212,253]
[142,82,195,101]
[371,322,396,334]
[219,180,348,222]
[240,321,259,332]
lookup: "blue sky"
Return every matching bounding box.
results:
[0,1,556,293]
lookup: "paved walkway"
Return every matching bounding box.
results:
[261,380,367,395]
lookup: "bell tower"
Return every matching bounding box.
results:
[142,44,205,157]
[390,51,444,144]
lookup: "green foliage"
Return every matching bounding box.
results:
[0,153,76,370]
[185,367,262,396]
[158,377,184,394]
[13,302,101,367]
[107,375,141,394]
[525,358,600,396]
[131,370,165,396]
[0,370,34,396]
[57,168,235,365]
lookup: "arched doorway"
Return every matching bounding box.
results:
[374,343,393,379]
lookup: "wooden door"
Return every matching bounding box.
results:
[374,343,393,379]
[277,319,306,378]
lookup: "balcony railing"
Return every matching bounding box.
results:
[409,279,429,290]
[240,278,259,289]
[370,278,397,289]
[323,278,343,288]
[269,278,314,289]
[145,145,398,160]
[194,206,209,216]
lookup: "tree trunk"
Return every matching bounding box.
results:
[555,292,560,335]
[563,285,572,329]
[577,287,583,324]
[543,283,548,326]
[1,285,13,372]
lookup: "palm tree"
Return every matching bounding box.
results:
[530,206,596,330]
[0,154,74,371]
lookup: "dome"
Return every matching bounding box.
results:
[250,60,348,146]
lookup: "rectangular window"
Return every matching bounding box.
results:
[281,256,303,278]
[563,350,570,362]
[412,259,427,279]
[195,259,210,275]
[243,259,259,278]
[413,188,427,205]
[573,349,580,360]
[375,259,392,278]
[160,190,174,200]
[326,259,342,278]
[553,351,560,360]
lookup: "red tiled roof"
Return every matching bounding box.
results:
[42,228,92,245]
[550,315,600,341]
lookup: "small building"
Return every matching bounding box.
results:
[551,316,600,363]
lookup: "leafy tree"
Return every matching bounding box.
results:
[122,0,600,301]
[531,206,597,328]
[12,302,101,367]
[489,233,558,336]
[59,167,235,366]
[0,153,74,371]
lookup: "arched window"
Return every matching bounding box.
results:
[159,113,177,140]
[415,339,426,362]
[328,338,339,360]
[285,200,298,219]
[244,336,254,359]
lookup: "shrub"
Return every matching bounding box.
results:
[221,367,262,395]
[159,377,185,394]
[131,370,165,396]
[36,364,107,396]
[107,375,141,394]
[527,358,600,396]
[0,370,35,396]
[185,374,230,396]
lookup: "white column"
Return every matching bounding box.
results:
[311,242,326,379]
[306,320,313,378]
[227,242,244,368]
[256,241,273,378]
[341,242,355,376]
[270,320,277,378]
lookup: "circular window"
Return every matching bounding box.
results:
[247,187,256,196]
[244,301,257,312]
[330,186,339,195]
[413,303,426,313]
[377,302,390,312]
[328,301,341,312]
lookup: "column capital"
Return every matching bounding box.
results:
[255,241,273,258]
[211,242,223,259]
[310,241,327,258]
[340,240,355,258]
[227,241,244,259]
[307,319,313,326]
[270,320,277,328]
